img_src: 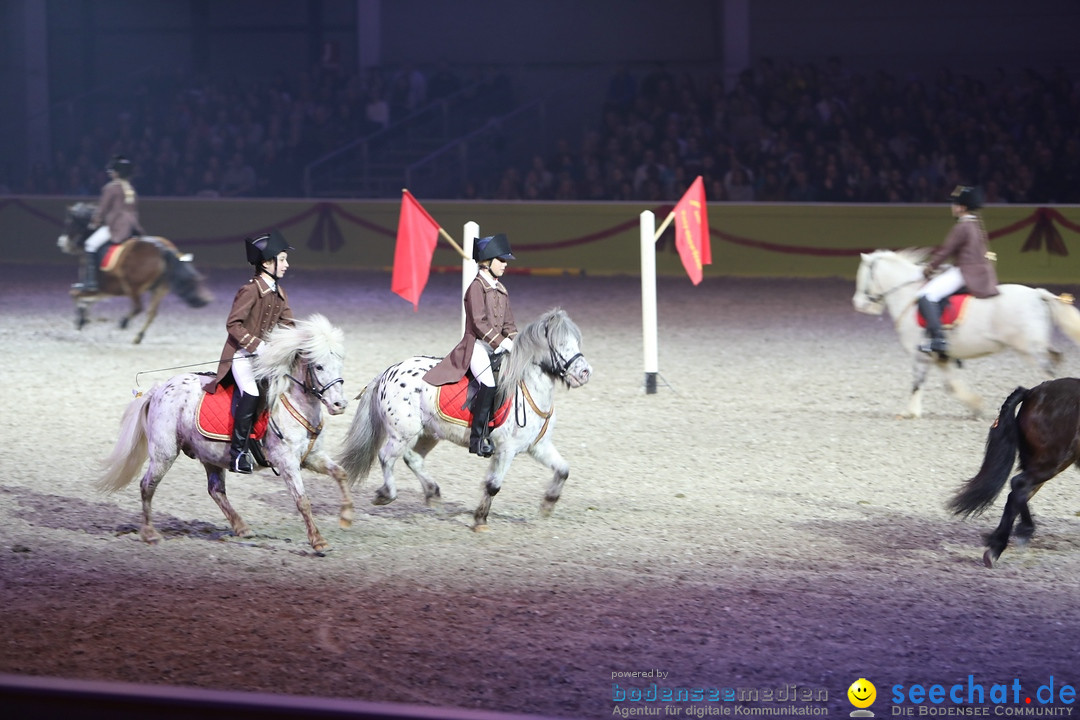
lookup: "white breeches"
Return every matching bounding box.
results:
[919,266,964,302]
[85,226,112,252]
[231,349,259,396]
[470,339,496,387]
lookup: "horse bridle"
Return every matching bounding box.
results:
[538,324,584,380]
[286,359,344,400]
[862,257,924,305]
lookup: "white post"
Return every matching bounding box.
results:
[640,210,659,394]
[461,221,479,336]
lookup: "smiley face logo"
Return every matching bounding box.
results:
[848,678,876,709]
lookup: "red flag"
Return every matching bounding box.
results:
[392,190,441,310]
[673,176,711,285]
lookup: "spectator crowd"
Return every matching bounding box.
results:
[484,58,1080,205]
[6,56,1079,206]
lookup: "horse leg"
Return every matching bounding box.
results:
[982,472,1033,567]
[529,440,571,519]
[940,361,982,418]
[472,452,515,532]
[1013,481,1046,546]
[904,358,931,418]
[75,301,90,330]
[133,285,168,344]
[372,436,407,506]
[137,455,178,544]
[204,463,253,538]
[279,469,329,552]
[402,435,442,510]
[303,450,356,529]
[120,290,143,331]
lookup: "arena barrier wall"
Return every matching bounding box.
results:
[3,196,1079,284]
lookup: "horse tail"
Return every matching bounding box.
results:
[163,248,212,308]
[946,385,1028,517]
[337,377,385,489]
[1041,290,1080,346]
[95,391,152,493]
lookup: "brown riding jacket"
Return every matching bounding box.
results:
[205,274,294,393]
[926,215,999,298]
[91,179,142,241]
[424,272,518,386]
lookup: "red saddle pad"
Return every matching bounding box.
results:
[917,294,972,328]
[435,377,512,428]
[196,385,270,441]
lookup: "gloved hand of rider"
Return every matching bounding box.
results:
[495,337,514,354]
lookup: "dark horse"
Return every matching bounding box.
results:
[57,202,213,343]
[947,377,1080,567]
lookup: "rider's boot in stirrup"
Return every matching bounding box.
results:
[917,296,948,356]
[73,251,99,292]
[230,391,260,474]
[469,384,497,458]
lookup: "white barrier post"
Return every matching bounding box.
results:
[640,210,659,394]
[461,221,479,336]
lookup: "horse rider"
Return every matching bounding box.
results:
[74,155,144,292]
[205,231,295,474]
[917,185,999,357]
[424,233,519,457]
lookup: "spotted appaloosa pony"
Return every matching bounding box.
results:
[95,314,351,551]
[337,308,592,531]
[853,249,1080,418]
[57,202,213,343]
[948,377,1080,568]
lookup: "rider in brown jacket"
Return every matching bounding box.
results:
[205,231,295,473]
[75,155,143,292]
[917,185,999,356]
[424,233,518,457]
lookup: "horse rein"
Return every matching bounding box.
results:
[286,362,344,401]
[538,324,584,380]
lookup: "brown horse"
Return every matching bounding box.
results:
[57,202,213,343]
[947,377,1080,567]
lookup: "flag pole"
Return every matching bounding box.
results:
[653,211,675,241]
[461,222,478,336]
[640,210,659,394]
[438,227,469,260]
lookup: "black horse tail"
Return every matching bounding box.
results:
[164,250,212,308]
[946,386,1028,518]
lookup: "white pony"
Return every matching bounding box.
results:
[853,249,1080,418]
[95,314,352,551]
[337,308,592,531]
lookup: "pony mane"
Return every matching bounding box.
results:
[497,307,581,401]
[254,314,345,404]
[69,202,96,225]
[890,247,931,266]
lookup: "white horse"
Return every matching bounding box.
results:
[95,314,352,551]
[337,308,592,531]
[852,249,1080,418]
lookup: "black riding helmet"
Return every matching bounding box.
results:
[245,230,293,265]
[950,185,983,210]
[474,233,515,263]
[106,155,134,179]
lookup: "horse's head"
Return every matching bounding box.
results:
[57,202,97,255]
[528,308,591,388]
[255,314,348,415]
[852,249,925,316]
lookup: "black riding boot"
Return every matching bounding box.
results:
[469,384,497,458]
[917,296,948,356]
[74,250,99,292]
[230,391,260,474]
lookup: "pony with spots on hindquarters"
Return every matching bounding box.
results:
[852,249,1080,418]
[95,314,352,552]
[337,308,592,531]
[57,202,214,343]
[948,378,1080,568]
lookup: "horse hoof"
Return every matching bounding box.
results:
[312,540,331,552]
[539,502,557,518]
[140,528,163,545]
[472,523,490,533]
[982,549,995,568]
[236,527,255,538]
[372,493,395,506]
[425,496,444,511]
[339,508,355,528]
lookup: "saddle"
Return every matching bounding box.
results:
[435,374,512,428]
[196,384,270,441]
[916,294,972,329]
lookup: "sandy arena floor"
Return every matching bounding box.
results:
[1,262,1079,719]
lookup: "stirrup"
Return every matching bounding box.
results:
[231,451,254,474]
[918,339,948,357]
